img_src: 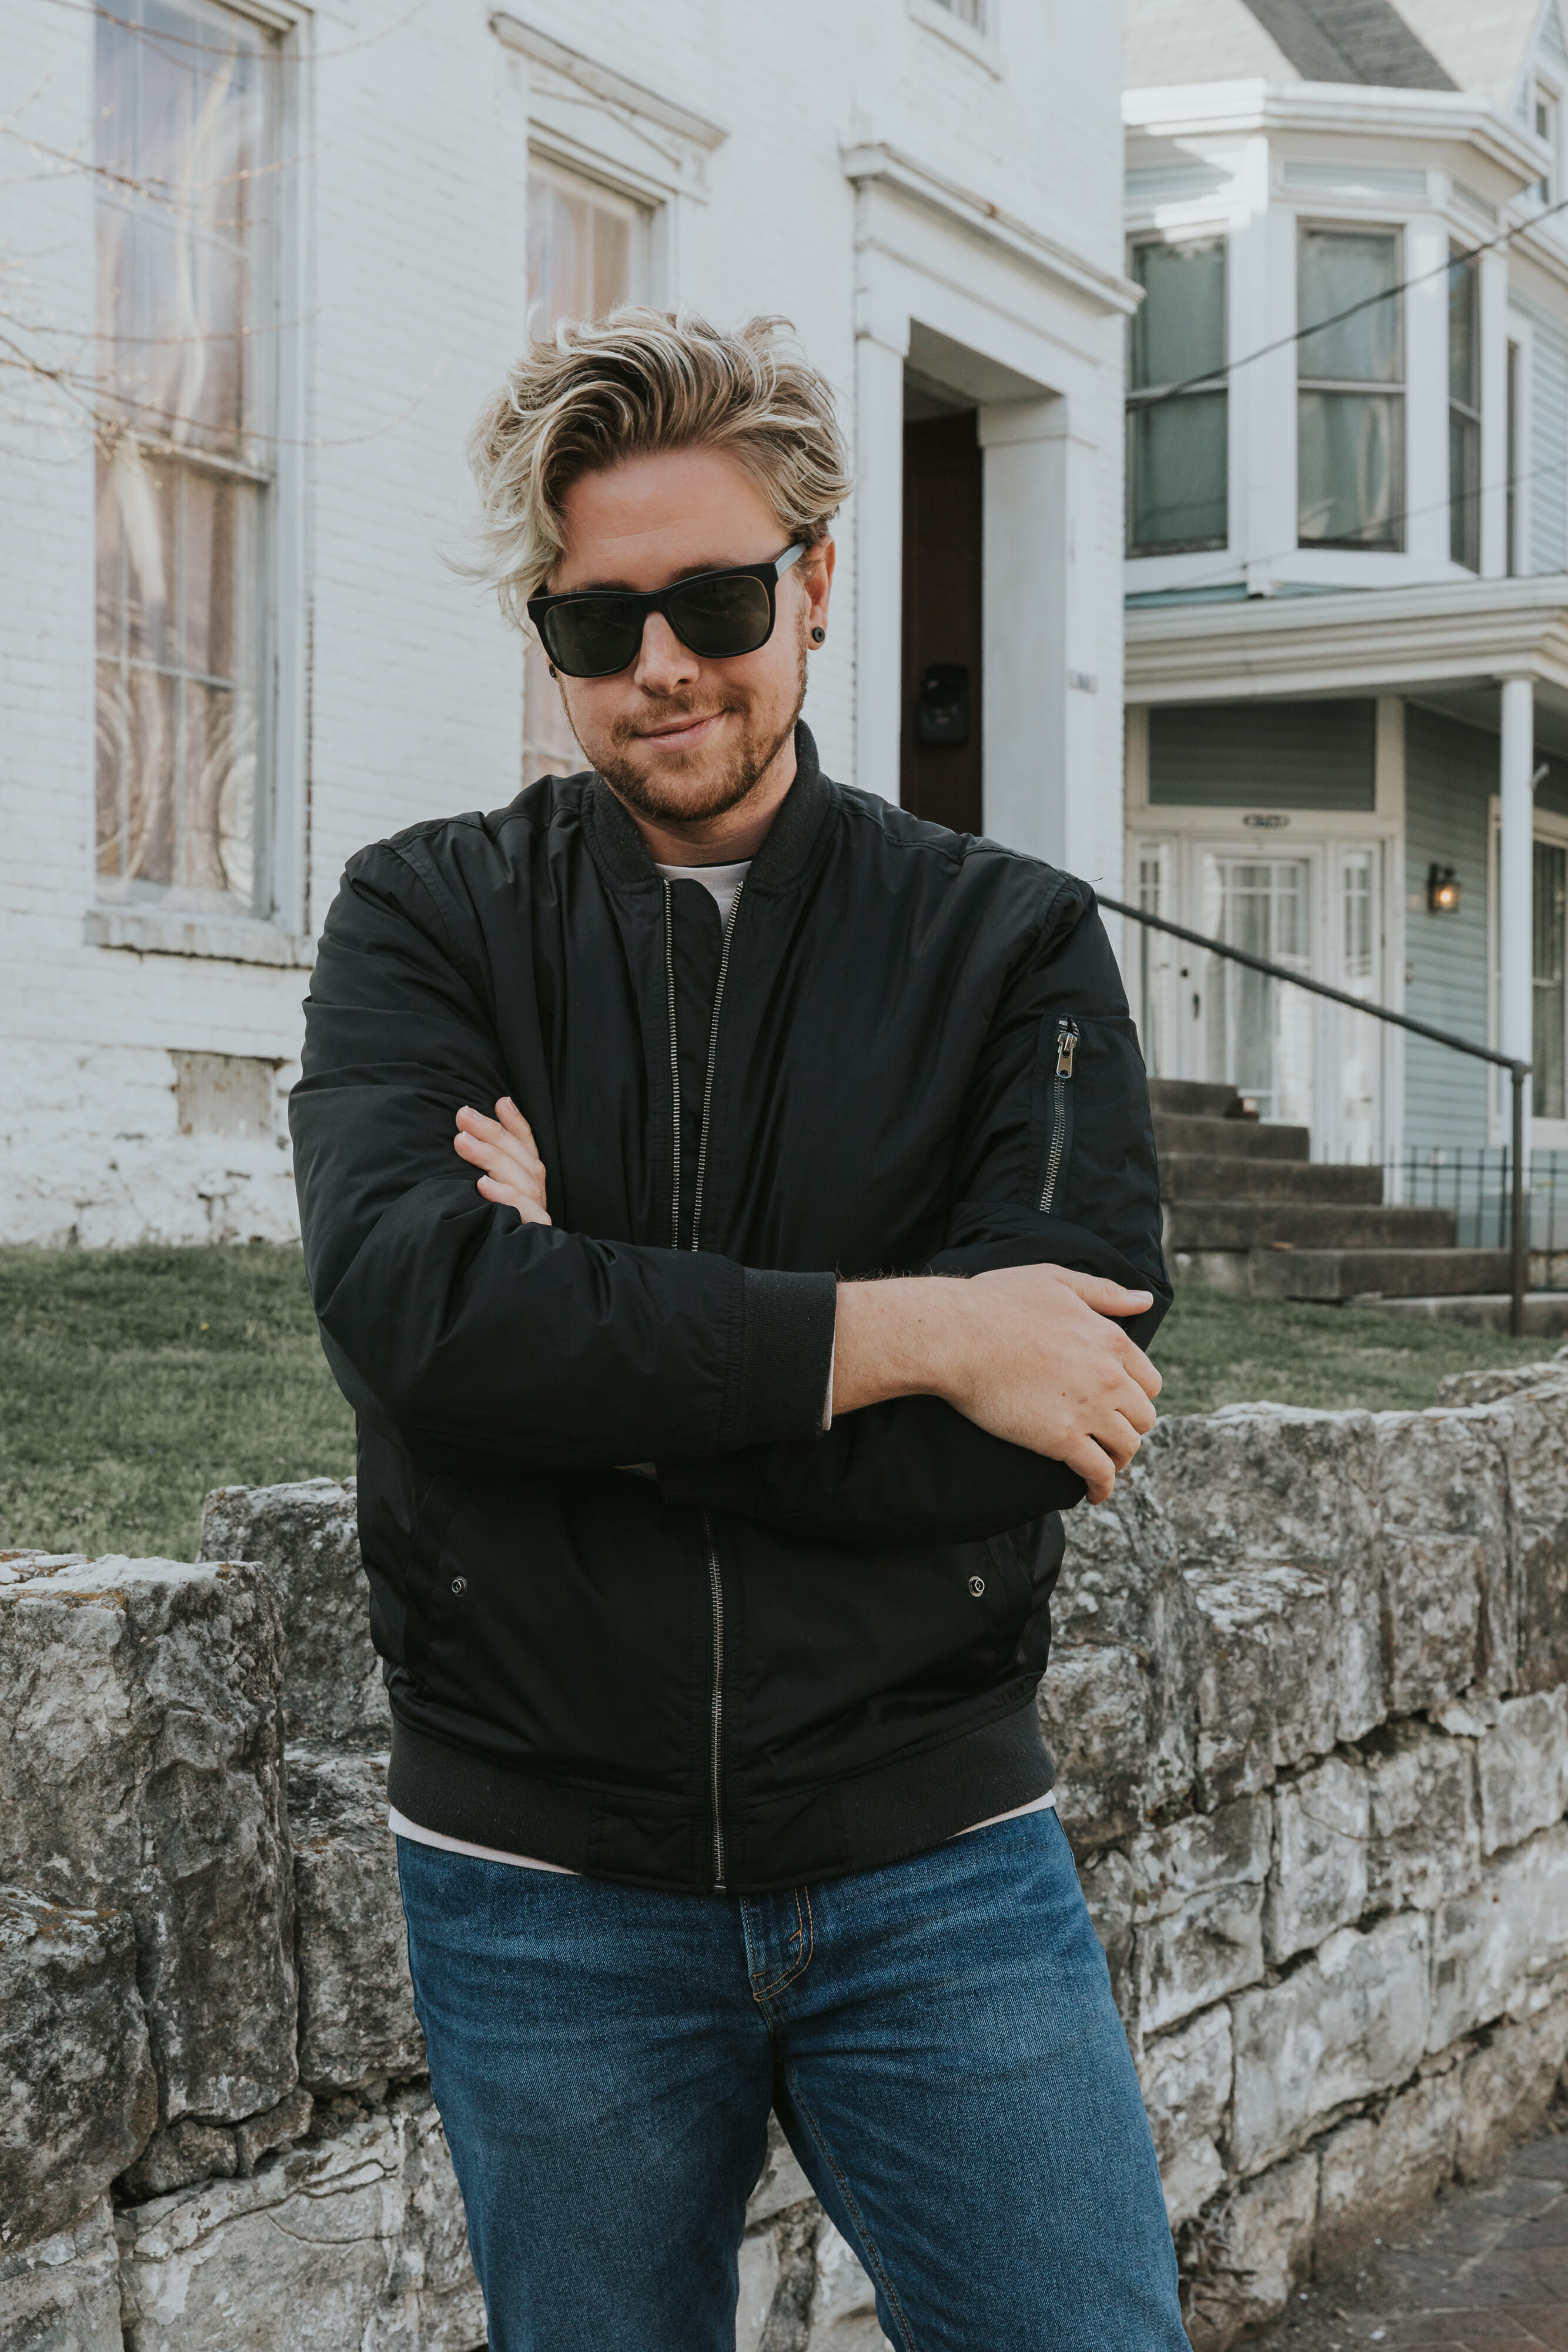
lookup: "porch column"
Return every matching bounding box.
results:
[1499,674,1534,1160]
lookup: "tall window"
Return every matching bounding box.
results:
[1448,247,1481,570]
[95,0,279,917]
[523,163,648,782]
[1298,226,1404,552]
[1537,840,1567,1122]
[1126,237,1228,555]
[1536,83,1559,205]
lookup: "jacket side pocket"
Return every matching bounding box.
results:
[402,1470,463,1691]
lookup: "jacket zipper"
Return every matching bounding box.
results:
[661,880,681,1250]
[666,876,745,1889]
[701,1506,726,1888]
[1038,1019,1079,1213]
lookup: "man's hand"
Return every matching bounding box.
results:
[454,1099,551,1225]
[833,1265,1160,1504]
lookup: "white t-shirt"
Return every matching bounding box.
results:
[654,857,751,924]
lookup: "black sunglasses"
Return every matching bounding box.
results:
[527,542,807,679]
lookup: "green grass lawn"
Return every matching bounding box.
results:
[0,1244,1558,1562]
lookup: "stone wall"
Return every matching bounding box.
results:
[5,1359,1568,2347]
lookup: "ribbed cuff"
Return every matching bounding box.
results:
[731,1268,838,1448]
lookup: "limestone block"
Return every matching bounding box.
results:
[745,2113,814,2229]
[1132,1799,1271,2037]
[1428,1821,1568,2050]
[805,2221,890,2352]
[1363,1720,1481,1913]
[287,1744,424,2090]
[116,2083,486,2352]
[1139,1409,1383,1778]
[1079,1844,1138,2032]
[1039,1642,1152,1847]
[1137,2004,1232,2227]
[1456,1994,1568,2179]
[0,1556,296,2125]
[1315,2070,1463,2267]
[1375,1409,1509,1712]
[199,1478,386,1744]
[1476,1689,1568,1855]
[1229,1914,1431,2176]
[1484,1385,1568,1693]
[0,1885,156,2254]
[1055,1465,1200,1816]
[1437,1364,1568,1407]
[1264,1754,1369,1963]
[738,2201,820,2352]
[0,2197,123,2352]
[1184,2152,1318,2352]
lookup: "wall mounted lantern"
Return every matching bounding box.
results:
[1427,863,1461,914]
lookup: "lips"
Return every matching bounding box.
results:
[635,711,726,745]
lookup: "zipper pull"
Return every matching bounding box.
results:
[1056,1021,1079,1078]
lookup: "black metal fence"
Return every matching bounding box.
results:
[1099,896,1536,1334]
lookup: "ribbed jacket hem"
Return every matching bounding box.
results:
[386,1702,1054,1896]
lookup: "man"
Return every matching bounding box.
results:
[292,309,1184,2350]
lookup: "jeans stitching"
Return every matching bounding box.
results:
[750,1885,815,2000]
[785,2060,920,2352]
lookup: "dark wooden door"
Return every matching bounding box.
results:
[901,409,982,834]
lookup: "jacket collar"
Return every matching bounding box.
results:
[586,721,833,893]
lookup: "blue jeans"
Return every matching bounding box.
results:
[397,1808,1185,2350]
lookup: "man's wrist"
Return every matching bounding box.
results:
[831,1274,971,1415]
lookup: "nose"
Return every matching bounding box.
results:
[633,609,700,697]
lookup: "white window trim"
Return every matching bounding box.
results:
[906,0,1004,78]
[87,0,310,964]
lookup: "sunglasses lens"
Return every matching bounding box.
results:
[667,573,774,659]
[540,599,645,677]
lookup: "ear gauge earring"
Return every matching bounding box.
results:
[548,663,557,679]
[810,627,825,644]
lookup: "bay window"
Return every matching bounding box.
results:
[1126,236,1228,556]
[1298,226,1404,552]
[94,0,280,917]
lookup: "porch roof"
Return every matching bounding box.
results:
[1125,574,1568,730]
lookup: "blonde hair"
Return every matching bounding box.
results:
[465,308,853,630]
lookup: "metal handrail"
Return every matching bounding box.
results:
[1099,894,1534,1335]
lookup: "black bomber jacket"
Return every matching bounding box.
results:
[290,723,1170,1894]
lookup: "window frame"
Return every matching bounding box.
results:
[88,0,309,961]
[1295,218,1406,555]
[521,153,655,788]
[1124,229,1231,559]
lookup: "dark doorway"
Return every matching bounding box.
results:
[901,407,982,835]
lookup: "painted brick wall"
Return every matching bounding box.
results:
[1,0,1129,1245]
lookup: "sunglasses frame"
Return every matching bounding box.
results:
[526,542,808,679]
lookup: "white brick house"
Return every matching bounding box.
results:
[0,0,1133,1246]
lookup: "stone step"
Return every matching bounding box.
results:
[1159,1154,1386,1205]
[1153,1112,1312,1162]
[1147,1078,1240,1120]
[1172,1246,1516,1301]
[1166,1202,1457,1252]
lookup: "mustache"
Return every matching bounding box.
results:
[610,693,748,744]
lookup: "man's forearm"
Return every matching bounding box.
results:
[830,1261,1160,1504]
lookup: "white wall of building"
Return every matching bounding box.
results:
[0,0,1131,1245]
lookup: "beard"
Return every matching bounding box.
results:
[584,626,809,826]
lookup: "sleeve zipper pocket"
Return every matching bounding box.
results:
[1038,1019,1079,1214]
